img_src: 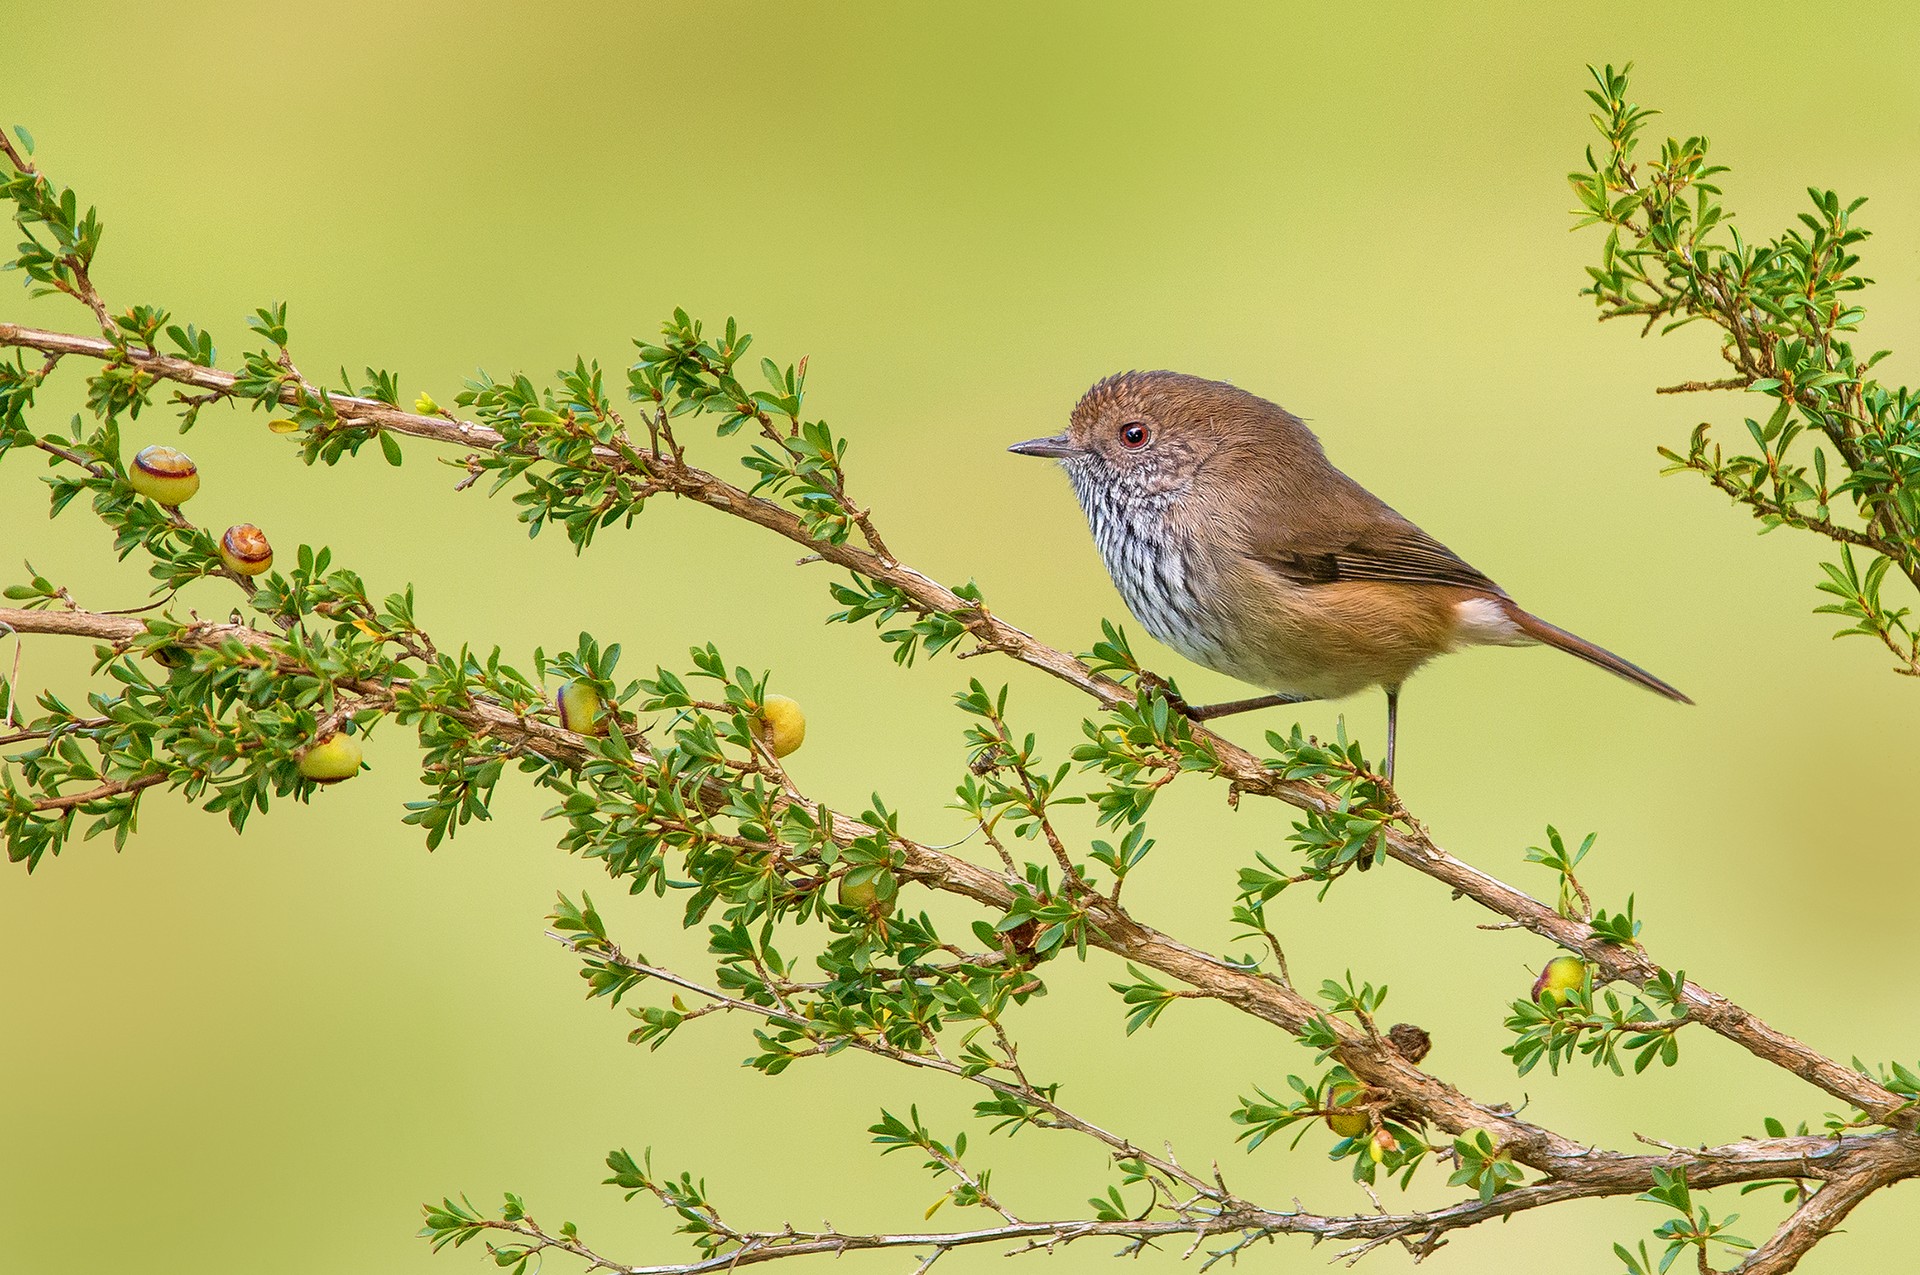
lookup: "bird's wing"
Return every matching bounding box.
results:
[1251,512,1507,596]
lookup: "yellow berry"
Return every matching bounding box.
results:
[754,694,806,757]
[1369,1127,1396,1163]
[218,524,273,576]
[1324,1082,1369,1139]
[1532,955,1588,1007]
[128,445,200,506]
[555,680,606,736]
[297,733,363,784]
[837,871,896,917]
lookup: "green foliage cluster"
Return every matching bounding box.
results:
[5,70,1919,1275]
[1614,1168,1754,1275]
[1575,63,1920,675]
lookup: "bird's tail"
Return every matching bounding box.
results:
[1502,602,1693,704]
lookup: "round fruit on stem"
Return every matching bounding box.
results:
[1531,955,1588,1007]
[128,445,200,506]
[555,680,605,736]
[297,733,363,784]
[1324,1082,1369,1139]
[837,870,896,917]
[754,694,806,758]
[218,524,274,576]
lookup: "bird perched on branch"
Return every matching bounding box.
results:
[1010,371,1688,863]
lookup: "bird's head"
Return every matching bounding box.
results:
[1009,371,1320,504]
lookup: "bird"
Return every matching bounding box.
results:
[1009,370,1689,857]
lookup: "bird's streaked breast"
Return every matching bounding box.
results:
[1070,471,1232,670]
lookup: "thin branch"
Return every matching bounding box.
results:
[1674,453,1908,560]
[1656,376,1754,394]
[548,933,1229,1205]
[25,772,166,812]
[30,435,107,476]
[1729,1155,1903,1275]
[458,1129,1920,1275]
[0,139,113,337]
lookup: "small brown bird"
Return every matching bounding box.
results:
[1011,371,1688,827]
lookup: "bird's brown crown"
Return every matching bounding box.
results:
[1071,370,1234,435]
[1069,370,1323,460]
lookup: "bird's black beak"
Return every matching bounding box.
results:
[1008,433,1080,459]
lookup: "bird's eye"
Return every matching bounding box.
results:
[1119,422,1150,450]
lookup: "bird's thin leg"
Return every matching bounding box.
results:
[1359,685,1400,873]
[1181,691,1316,722]
[1384,685,1399,784]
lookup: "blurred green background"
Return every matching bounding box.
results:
[4,4,1917,1272]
